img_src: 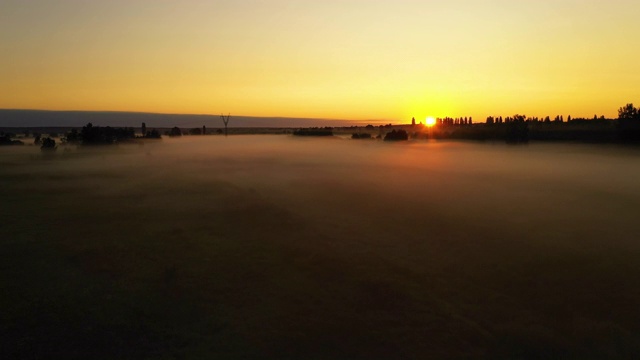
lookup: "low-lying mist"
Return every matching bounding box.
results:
[2,136,640,359]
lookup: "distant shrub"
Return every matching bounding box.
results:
[144,129,162,139]
[352,133,372,139]
[64,129,81,143]
[505,119,529,144]
[618,119,640,142]
[0,132,24,146]
[40,137,56,151]
[169,127,182,137]
[293,128,333,136]
[384,130,409,141]
[80,123,135,145]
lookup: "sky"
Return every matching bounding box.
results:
[1,0,639,122]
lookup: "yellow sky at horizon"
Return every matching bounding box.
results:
[1,0,639,122]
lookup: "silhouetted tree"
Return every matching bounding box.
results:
[40,137,56,151]
[81,123,97,143]
[293,128,333,136]
[64,128,81,143]
[618,103,640,142]
[384,129,409,141]
[141,122,147,137]
[505,115,529,144]
[169,127,182,137]
[145,129,161,139]
[78,123,135,144]
[618,104,638,119]
[352,133,372,139]
[0,132,24,146]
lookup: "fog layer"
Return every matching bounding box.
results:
[2,136,640,359]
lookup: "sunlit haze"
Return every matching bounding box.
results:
[1,0,639,121]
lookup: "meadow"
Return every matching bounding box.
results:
[2,135,640,359]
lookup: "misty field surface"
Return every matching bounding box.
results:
[2,136,640,359]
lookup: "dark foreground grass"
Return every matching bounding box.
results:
[1,137,640,359]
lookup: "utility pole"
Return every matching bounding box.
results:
[221,113,231,137]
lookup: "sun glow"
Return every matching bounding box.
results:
[0,2,636,119]
[426,116,436,127]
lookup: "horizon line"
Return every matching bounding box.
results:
[0,108,397,124]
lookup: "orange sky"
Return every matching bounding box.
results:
[1,0,639,122]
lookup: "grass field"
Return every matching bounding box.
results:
[2,136,640,359]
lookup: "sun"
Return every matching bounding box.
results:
[426,116,436,127]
